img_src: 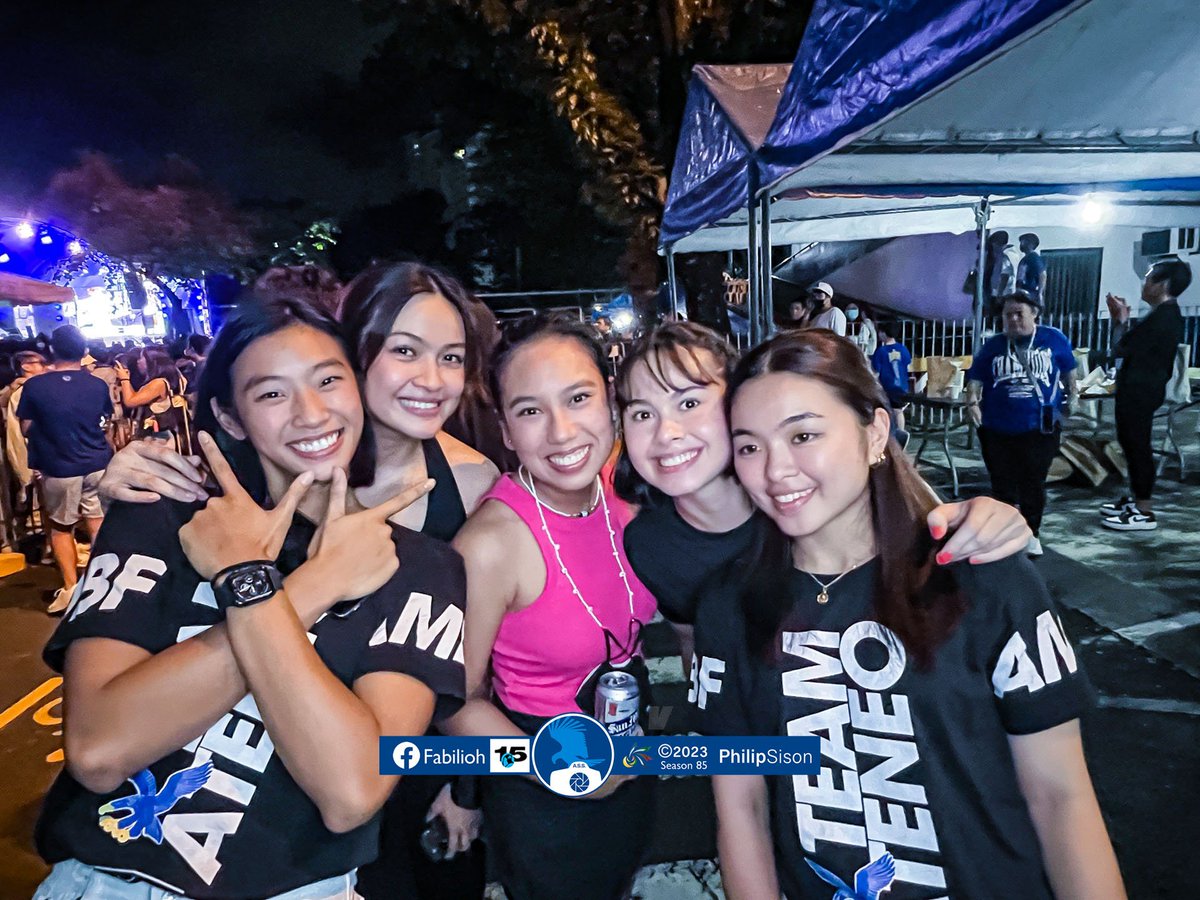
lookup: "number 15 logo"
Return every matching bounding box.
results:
[489,738,531,774]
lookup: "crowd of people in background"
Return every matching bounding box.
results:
[0,327,210,611]
[3,245,1188,899]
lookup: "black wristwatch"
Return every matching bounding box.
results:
[212,561,284,611]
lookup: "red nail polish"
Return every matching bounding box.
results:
[931,525,946,539]
[936,551,952,565]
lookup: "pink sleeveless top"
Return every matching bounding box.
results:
[484,471,658,717]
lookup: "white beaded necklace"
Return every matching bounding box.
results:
[517,465,637,641]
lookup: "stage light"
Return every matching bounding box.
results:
[0,253,9,264]
[611,310,636,333]
[40,233,55,245]
[15,222,34,239]
[67,240,84,256]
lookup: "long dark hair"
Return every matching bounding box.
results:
[140,348,184,394]
[612,321,738,506]
[728,330,963,669]
[195,297,375,502]
[340,261,490,397]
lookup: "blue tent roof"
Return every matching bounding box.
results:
[661,64,790,247]
[661,0,1078,247]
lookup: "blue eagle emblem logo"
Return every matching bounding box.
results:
[546,717,606,768]
[806,851,897,900]
[97,761,213,844]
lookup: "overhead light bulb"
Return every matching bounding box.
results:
[1078,195,1109,226]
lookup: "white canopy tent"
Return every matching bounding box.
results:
[664,0,1200,340]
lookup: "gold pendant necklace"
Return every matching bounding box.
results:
[806,558,872,605]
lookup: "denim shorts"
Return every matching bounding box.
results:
[34,859,362,900]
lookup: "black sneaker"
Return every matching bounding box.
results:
[1098,496,1134,516]
[1101,508,1157,531]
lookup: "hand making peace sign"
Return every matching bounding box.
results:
[180,432,434,604]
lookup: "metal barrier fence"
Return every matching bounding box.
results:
[480,288,621,321]
[893,306,1200,368]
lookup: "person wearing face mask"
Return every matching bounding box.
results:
[807,283,847,336]
[966,293,1078,556]
[844,301,877,357]
[696,329,1124,900]
[94,262,502,900]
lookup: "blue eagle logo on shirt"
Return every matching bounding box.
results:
[97,761,213,844]
[807,851,897,900]
[546,717,605,768]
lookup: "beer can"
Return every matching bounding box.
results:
[595,670,642,737]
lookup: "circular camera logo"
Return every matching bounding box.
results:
[531,713,614,798]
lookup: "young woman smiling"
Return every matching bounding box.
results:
[444,315,657,900]
[614,322,1035,680]
[694,330,1124,900]
[97,263,501,898]
[34,298,466,900]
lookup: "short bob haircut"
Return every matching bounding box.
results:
[340,261,490,394]
[195,296,375,501]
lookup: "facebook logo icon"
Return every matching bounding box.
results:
[392,741,421,770]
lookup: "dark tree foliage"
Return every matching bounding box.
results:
[41,153,257,336]
[311,1,811,321]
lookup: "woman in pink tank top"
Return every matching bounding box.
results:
[445,315,657,900]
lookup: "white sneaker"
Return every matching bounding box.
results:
[1102,508,1158,531]
[1026,536,1044,557]
[47,587,73,616]
[1098,496,1134,516]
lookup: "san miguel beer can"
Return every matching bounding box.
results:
[595,671,642,737]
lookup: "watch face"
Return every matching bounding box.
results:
[231,568,276,604]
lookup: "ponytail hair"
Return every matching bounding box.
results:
[728,330,963,669]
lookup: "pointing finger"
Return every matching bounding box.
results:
[198,432,245,498]
[324,467,348,527]
[369,478,435,521]
[271,470,314,532]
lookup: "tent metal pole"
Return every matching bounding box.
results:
[665,245,683,320]
[973,199,991,353]
[747,196,761,345]
[760,193,774,343]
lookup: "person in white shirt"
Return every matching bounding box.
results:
[807,282,847,336]
[845,302,878,356]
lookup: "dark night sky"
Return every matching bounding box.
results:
[0,0,402,218]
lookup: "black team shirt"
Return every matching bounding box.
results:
[691,555,1092,900]
[623,502,765,625]
[36,500,467,900]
